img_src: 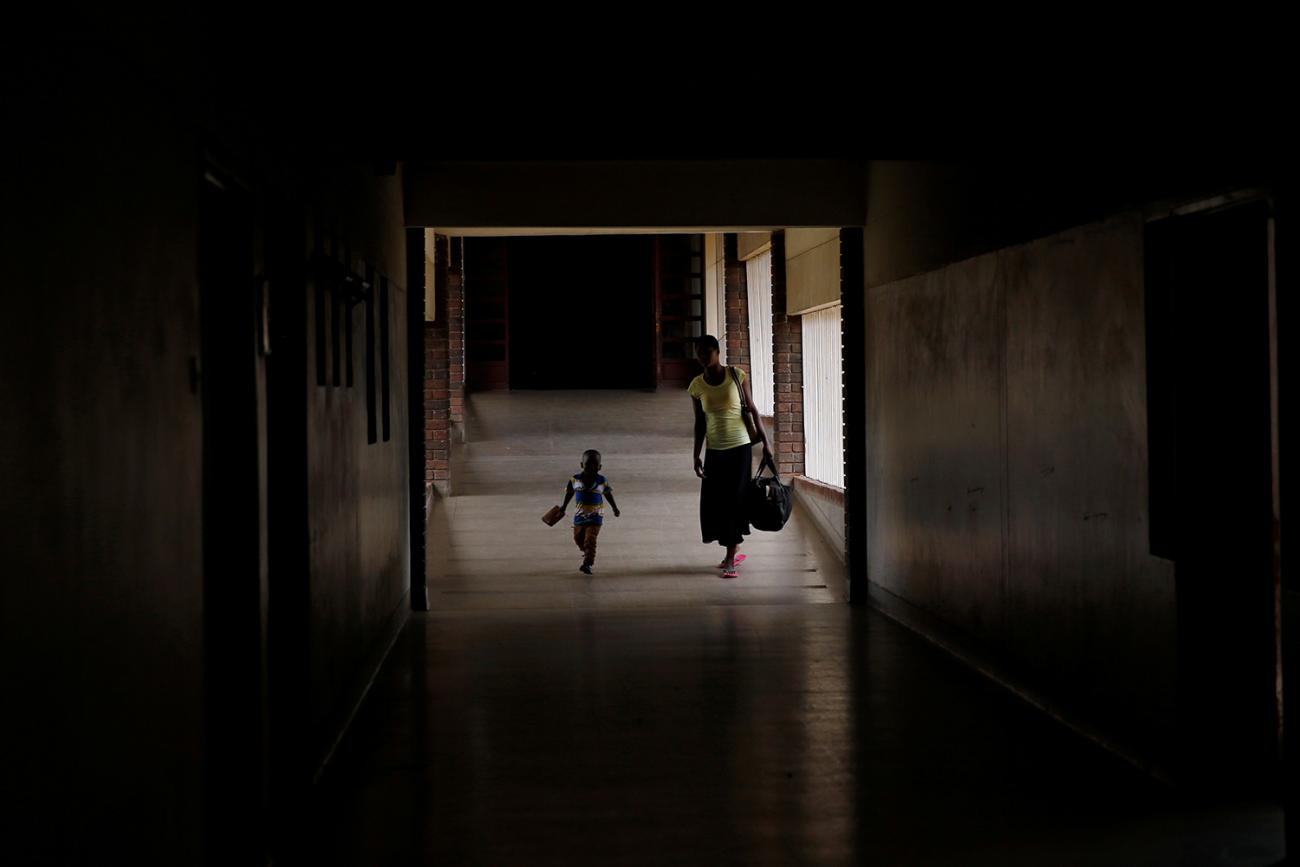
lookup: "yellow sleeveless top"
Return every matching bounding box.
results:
[688,367,752,451]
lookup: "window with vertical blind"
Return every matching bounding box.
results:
[802,304,844,487]
[745,251,774,416]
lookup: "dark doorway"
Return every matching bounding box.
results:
[1145,198,1280,789]
[654,234,706,387]
[506,236,655,389]
[465,237,510,392]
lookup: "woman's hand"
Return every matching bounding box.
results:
[694,455,706,479]
[762,444,773,464]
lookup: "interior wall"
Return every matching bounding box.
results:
[861,159,1283,767]
[2,58,207,864]
[1,48,415,862]
[301,165,412,766]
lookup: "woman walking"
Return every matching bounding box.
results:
[688,335,772,578]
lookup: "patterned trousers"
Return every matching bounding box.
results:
[573,524,601,566]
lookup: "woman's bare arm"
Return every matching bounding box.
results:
[741,377,773,459]
[692,397,707,478]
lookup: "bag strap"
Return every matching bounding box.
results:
[754,453,779,479]
[729,365,755,417]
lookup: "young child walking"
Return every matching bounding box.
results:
[558,449,620,574]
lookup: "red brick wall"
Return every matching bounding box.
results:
[424,235,451,493]
[723,234,750,374]
[448,238,465,428]
[770,231,805,477]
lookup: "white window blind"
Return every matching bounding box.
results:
[802,304,844,487]
[745,251,774,416]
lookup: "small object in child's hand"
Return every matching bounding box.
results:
[541,505,565,526]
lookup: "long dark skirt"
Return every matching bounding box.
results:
[700,443,753,546]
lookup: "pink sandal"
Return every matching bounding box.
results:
[717,553,747,569]
[721,567,739,579]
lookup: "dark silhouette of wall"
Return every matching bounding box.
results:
[860,159,1288,780]
[3,55,207,865]
[2,45,412,864]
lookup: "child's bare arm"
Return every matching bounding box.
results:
[560,480,575,512]
[605,490,620,517]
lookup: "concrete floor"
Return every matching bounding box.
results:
[300,391,1284,865]
[427,390,846,609]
